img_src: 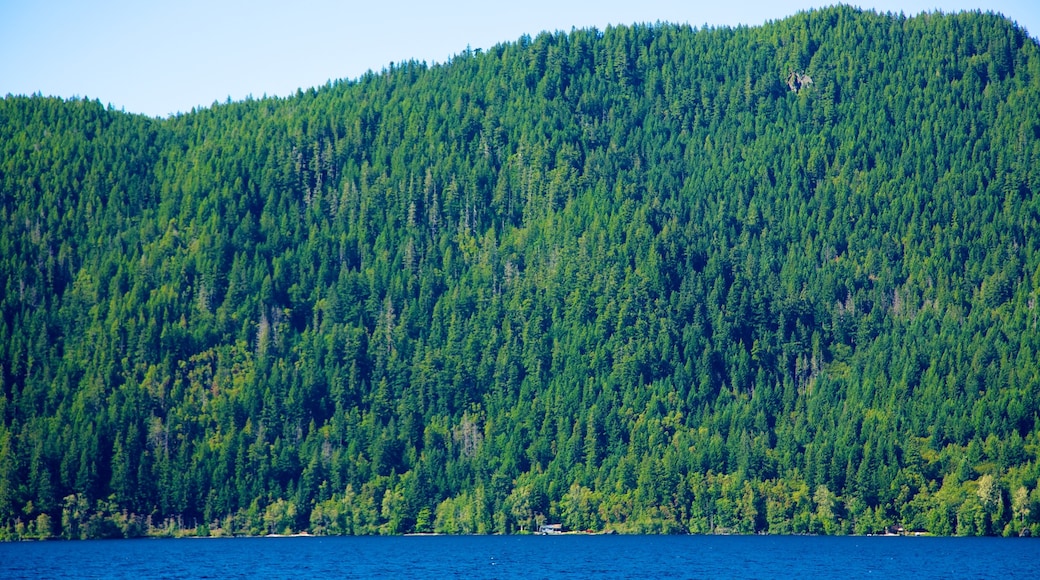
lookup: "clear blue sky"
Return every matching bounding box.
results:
[2,0,1037,118]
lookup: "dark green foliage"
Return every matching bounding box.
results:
[2,7,1040,538]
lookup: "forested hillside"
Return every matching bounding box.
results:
[3,6,1040,539]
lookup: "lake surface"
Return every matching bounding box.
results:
[2,535,1038,579]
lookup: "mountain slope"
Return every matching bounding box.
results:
[2,6,1040,538]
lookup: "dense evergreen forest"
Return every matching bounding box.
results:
[3,6,1040,539]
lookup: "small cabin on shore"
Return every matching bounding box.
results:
[538,523,563,535]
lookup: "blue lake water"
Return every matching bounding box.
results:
[2,535,1038,579]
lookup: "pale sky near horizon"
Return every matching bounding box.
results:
[2,1,1037,118]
